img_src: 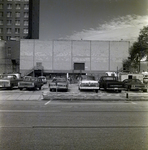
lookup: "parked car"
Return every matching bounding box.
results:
[99,76,124,92]
[78,75,99,93]
[38,76,47,84]
[18,76,43,90]
[123,79,147,92]
[0,74,22,89]
[49,77,69,92]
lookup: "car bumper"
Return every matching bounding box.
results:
[79,87,99,90]
[50,85,68,90]
[106,88,124,91]
[18,86,35,88]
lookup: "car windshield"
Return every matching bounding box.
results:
[131,79,141,83]
[103,77,116,80]
[81,75,95,80]
[24,77,37,81]
[0,75,16,79]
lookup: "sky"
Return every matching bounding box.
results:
[40,0,148,44]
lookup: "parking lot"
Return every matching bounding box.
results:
[0,83,148,101]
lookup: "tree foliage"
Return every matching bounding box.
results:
[123,26,148,72]
[130,26,148,60]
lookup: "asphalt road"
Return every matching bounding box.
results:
[0,100,148,150]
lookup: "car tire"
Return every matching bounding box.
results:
[95,90,98,93]
[127,86,131,91]
[39,86,41,90]
[19,88,23,91]
[143,89,147,92]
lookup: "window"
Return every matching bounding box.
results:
[23,36,27,39]
[7,20,12,25]
[15,20,20,25]
[0,4,3,9]
[24,4,29,10]
[24,12,28,18]
[23,28,28,34]
[24,20,28,26]
[7,36,11,40]
[0,36,3,40]
[15,12,20,17]
[0,28,3,34]
[15,36,20,40]
[7,12,12,17]
[0,20,3,25]
[0,12,3,17]
[7,47,11,56]
[16,4,20,9]
[15,28,20,34]
[7,28,11,34]
[7,0,12,1]
[7,4,12,9]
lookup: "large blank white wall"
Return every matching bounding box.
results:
[20,40,129,75]
[91,41,109,71]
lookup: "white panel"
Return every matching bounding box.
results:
[34,40,53,70]
[91,41,109,70]
[20,40,34,70]
[110,41,129,71]
[73,41,90,57]
[53,41,71,70]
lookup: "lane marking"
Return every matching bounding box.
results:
[44,100,52,105]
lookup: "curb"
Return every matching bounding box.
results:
[42,92,148,101]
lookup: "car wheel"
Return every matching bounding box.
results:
[118,90,121,93]
[95,90,98,93]
[39,86,41,90]
[143,89,147,92]
[127,85,131,91]
[19,88,23,91]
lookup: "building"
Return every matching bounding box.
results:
[0,0,39,74]
[0,0,30,41]
[20,39,130,77]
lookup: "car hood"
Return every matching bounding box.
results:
[0,79,10,82]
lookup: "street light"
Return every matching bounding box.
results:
[136,53,140,73]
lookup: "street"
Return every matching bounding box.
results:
[0,100,148,150]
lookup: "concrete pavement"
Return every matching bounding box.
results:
[0,84,148,101]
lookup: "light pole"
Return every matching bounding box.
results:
[136,53,140,73]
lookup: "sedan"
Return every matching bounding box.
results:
[49,77,69,92]
[123,79,147,92]
[78,75,99,93]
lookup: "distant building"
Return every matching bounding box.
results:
[0,0,39,74]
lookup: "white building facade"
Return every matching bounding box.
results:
[20,39,130,76]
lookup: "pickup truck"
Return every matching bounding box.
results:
[99,76,124,92]
[18,76,43,90]
[0,74,22,89]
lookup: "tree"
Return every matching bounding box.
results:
[124,26,148,72]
